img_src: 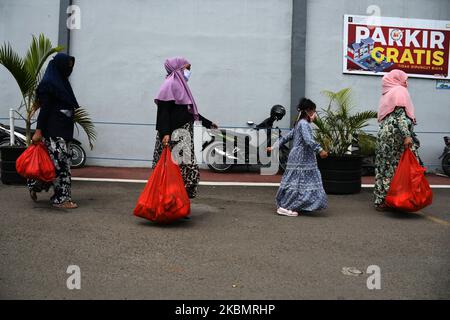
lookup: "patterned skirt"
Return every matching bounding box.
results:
[27,137,72,205]
[153,122,200,199]
[276,147,328,212]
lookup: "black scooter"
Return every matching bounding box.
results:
[439,136,450,177]
[0,123,87,169]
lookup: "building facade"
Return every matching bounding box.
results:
[1,0,449,171]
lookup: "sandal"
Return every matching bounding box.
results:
[375,203,389,212]
[52,201,78,209]
[29,190,37,202]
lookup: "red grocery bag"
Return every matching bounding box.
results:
[134,146,190,223]
[16,142,56,182]
[385,148,433,212]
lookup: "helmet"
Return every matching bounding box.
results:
[270,105,286,120]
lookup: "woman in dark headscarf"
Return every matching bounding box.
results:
[154,57,217,199]
[29,53,79,209]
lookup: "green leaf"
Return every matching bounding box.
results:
[314,88,377,155]
[358,132,377,156]
[0,42,34,100]
[0,34,64,145]
[74,107,96,150]
[24,34,64,82]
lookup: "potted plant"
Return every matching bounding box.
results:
[313,88,377,194]
[357,132,377,176]
[0,34,96,185]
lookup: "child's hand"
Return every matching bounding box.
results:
[319,150,328,158]
[267,147,273,152]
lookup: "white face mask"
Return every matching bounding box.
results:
[183,69,191,81]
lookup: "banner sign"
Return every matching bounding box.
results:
[436,79,450,89]
[343,15,450,79]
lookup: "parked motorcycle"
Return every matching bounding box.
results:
[439,136,450,177]
[202,105,290,173]
[0,123,87,169]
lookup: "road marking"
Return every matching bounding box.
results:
[71,177,450,188]
[416,211,450,227]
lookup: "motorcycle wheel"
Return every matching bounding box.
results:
[0,137,10,148]
[70,143,87,169]
[442,153,450,177]
[0,137,26,148]
[204,142,234,173]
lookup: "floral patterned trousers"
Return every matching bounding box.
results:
[27,137,72,205]
[152,122,200,199]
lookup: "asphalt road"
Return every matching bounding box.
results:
[0,181,449,299]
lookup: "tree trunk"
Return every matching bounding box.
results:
[25,118,31,146]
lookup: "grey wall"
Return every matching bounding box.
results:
[0,0,60,118]
[305,0,450,172]
[70,0,293,167]
[2,0,448,170]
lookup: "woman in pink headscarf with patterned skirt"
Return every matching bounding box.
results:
[374,69,421,211]
[153,57,217,199]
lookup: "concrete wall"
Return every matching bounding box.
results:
[2,0,448,171]
[305,0,450,171]
[70,0,293,167]
[0,0,60,119]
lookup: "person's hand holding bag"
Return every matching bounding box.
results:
[403,136,413,148]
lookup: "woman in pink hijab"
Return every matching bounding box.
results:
[153,57,217,199]
[373,69,421,211]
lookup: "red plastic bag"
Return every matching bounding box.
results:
[16,142,56,182]
[134,146,190,223]
[385,148,433,212]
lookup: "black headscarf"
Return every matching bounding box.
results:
[37,53,79,108]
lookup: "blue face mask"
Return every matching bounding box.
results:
[183,69,191,81]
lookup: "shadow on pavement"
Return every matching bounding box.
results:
[136,219,195,229]
[382,210,424,220]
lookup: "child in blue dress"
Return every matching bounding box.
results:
[267,98,329,217]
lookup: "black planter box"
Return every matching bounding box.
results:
[0,146,27,185]
[317,155,363,194]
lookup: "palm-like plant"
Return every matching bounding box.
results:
[0,34,96,148]
[74,107,96,150]
[313,88,377,155]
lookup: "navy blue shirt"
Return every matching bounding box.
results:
[36,87,75,141]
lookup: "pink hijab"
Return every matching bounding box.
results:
[155,57,199,120]
[378,69,415,123]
